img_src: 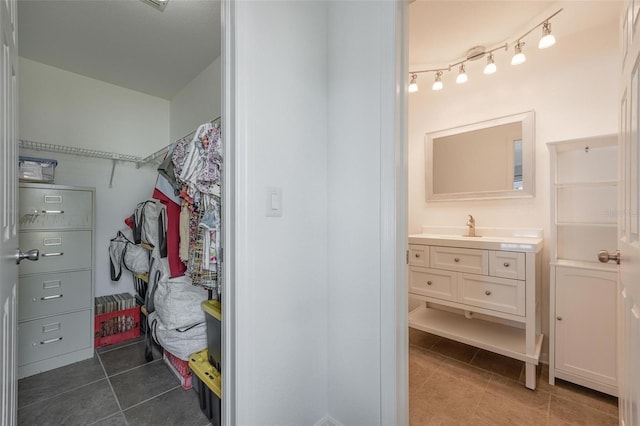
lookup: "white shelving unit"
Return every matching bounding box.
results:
[548,134,618,396]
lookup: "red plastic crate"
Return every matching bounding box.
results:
[94,307,140,348]
[163,349,193,389]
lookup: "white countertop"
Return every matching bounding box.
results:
[408,233,543,253]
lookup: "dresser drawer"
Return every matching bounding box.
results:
[19,270,92,321]
[408,245,429,267]
[18,310,91,366]
[409,267,456,301]
[19,187,93,230]
[430,246,488,275]
[459,274,525,316]
[490,251,525,280]
[18,231,92,275]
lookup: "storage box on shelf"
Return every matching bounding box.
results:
[189,349,221,426]
[408,231,543,390]
[547,135,618,396]
[18,156,58,183]
[202,300,221,371]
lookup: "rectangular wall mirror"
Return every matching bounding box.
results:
[426,111,535,201]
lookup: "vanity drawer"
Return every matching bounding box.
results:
[19,270,92,321]
[409,245,429,267]
[430,246,488,275]
[19,187,93,230]
[18,310,92,366]
[459,274,525,316]
[18,231,92,275]
[409,267,456,302]
[489,251,525,280]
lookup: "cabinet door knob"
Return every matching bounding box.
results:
[427,281,432,286]
[415,253,420,258]
[454,258,460,262]
[503,262,510,267]
[485,290,491,296]
[557,316,562,321]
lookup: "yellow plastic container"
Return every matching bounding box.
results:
[201,300,222,370]
[189,349,221,424]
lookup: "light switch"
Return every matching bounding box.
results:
[266,187,282,217]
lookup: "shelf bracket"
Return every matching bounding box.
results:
[109,159,117,188]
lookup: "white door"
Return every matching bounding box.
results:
[0,0,18,423]
[618,3,640,425]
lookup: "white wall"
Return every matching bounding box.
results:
[170,57,222,142]
[408,17,620,355]
[19,58,168,297]
[233,2,329,424]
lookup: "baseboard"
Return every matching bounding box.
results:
[313,415,344,426]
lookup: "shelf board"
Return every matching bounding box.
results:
[552,259,618,272]
[408,306,542,364]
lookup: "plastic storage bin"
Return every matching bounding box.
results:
[189,349,221,426]
[163,349,192,390]
[94,307,140,348]
[201,300,221,371]
[19,156,58,183]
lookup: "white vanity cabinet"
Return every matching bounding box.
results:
[408,233,543,390]
[548,135,618,396]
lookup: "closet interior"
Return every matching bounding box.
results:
[15,0,224,424]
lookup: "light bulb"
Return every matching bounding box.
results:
[538,22,556,49]
[511,41,526,65]
[456,64,468,84]
[484,53,496,75]
[408,73,419,93]
[432,71,443,91]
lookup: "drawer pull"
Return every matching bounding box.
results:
[40,337,63,345]
[485,290,492,296]
[503,262,510,267]
[42,210,64,214]
[454,258,460,262]
[41,252,64,257]
[427,281,432,286]
[41,294,63,301]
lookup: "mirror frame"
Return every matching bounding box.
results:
[425,111,535,201]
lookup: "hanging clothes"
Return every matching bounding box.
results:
[171,121,223,293]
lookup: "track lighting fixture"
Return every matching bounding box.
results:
[408,73,419,93]
[456,63,468,84]
[484,53,496,75]
[432,71,443,91]
[538,21,556,49]
[408,8,562,93]
[511,41,526,65]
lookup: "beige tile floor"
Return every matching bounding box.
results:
[409,328,619,425]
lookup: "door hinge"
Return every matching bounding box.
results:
[406,250,409,264]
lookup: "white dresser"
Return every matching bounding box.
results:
[18,183,95,378]
[408,232,543,390]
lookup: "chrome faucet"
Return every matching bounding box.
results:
[466,215,476,237]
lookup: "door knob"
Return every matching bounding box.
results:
[598,249,620,265]
[16,249,39,264]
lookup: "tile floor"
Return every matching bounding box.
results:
[17,337,211,426]
[409,328,619,425]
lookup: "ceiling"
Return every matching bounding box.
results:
[18,0,221,100]
[409,0,624,68]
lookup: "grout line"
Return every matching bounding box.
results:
[96,349,127,423]
[17,375,107,411]
[107,358,162,379]
[120,384,182,413]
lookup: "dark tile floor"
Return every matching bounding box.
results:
[17,337,211,426]
[409,328,620,425]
